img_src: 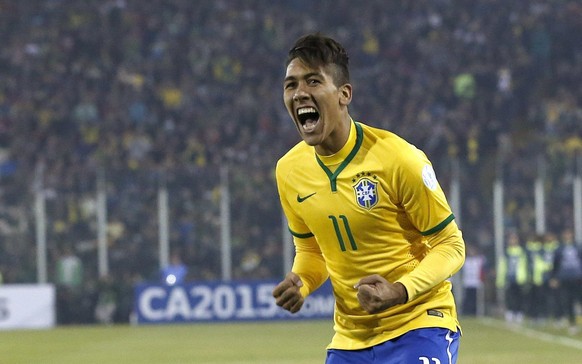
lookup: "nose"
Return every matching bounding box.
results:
[293,87,309,102]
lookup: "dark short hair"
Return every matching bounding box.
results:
[286,33,350,87]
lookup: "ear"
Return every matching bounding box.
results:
[339,83,352,106]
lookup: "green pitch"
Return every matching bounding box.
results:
[1,318,581,363]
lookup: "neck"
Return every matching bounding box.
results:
[315,114,352,156]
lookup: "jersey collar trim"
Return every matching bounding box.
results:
[315,120,363,192]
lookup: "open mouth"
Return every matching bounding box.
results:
[297,107,320,133]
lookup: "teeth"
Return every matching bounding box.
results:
[298,107,316,115]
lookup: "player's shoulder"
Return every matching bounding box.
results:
[276,141,312,176]
[359,122,423,159]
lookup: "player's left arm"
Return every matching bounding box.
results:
[396,220,465,302]
[392,146,466,302]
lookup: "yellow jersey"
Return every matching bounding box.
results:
[275,120,465,350]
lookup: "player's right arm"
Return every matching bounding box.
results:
[274,159,329,311]
[273,232,328,314]
[290,234,328,298]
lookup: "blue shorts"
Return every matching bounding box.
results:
[326,327,460,364]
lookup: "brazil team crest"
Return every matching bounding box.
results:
[353,177,378,209]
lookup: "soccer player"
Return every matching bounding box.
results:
[272,33,465,363]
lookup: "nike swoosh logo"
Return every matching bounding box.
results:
[297,192,316,203]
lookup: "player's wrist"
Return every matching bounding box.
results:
[394,282,408,304]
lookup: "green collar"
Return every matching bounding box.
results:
[315,121,363,192]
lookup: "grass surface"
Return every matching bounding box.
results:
[1,318,581,363]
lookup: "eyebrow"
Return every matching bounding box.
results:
[284,71,322,83]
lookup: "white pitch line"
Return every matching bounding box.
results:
[478,317,582,351]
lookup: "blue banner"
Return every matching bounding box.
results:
[134,279,334,324]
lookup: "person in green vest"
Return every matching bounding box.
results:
[525,233,547,324]
[542,232,560,324]
[496,230,528,324]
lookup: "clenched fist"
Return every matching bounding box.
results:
[354,274,408,314]
[272,272,305,313]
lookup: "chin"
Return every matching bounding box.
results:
[301,134,322,146]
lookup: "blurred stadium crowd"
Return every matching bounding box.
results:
[0,0,581,324]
